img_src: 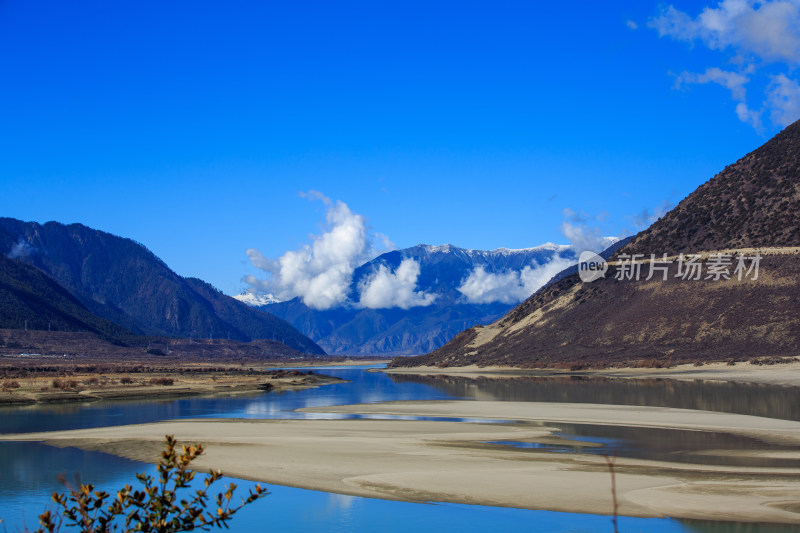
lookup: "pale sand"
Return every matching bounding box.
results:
[383,361,800,387]
[4,400,800,523]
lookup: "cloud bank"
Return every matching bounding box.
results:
[359,258,437,309]
[651,1,800,62]
[457,257,576,304]
[649,0,800,129]
[458,207,621,306]
[244,191,382,310]
[559,208,614,253]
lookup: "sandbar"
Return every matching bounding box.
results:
[383,360,800,387]
[4,400,800,523]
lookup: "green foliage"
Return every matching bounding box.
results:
[36,435,268,532]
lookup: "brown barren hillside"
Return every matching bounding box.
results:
[392,120,800,368]
[625,121,800,254]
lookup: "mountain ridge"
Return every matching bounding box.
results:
[0,218,325,355]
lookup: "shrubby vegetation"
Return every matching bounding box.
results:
[35,435,267,532]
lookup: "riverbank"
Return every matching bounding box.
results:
[0,368,344,406]
[5,400,800,524]
[382,359,800,387]
[265,359,391,368]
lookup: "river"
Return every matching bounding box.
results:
[1,365,798,532]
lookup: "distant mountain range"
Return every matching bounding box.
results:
[239,243,598,355]
[393,119,800,368]
[0,219,324,355]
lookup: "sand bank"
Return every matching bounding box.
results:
[4,400,800,523]
[383,360,800,387]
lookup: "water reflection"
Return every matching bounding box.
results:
[388,373,800,421]
[0,366,459,435]
[486,422,800,468]
[680,521,800,533]
[7,369,799,437]
[0,442,145,529]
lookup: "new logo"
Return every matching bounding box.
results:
[578,251,607,283]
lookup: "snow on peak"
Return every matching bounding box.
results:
[418,242,574,257]
[417,239,620,258]
[419,244,455,253]
[487,243,573,255]
[234,291,281,307]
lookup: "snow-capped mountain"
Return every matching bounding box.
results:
[233,290,281,307]
[349,242,582,305]
[239,241,616,356]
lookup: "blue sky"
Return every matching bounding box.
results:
[1,1,798,296]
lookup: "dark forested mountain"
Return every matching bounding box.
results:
[393,120,800,368]
[248,243,582,355]
[0,253,132,342]
[0,219,324,355]
[265,298,512,356]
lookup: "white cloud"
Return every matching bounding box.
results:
[676,67,750,100]
[736,101,763,129]
[374,232,395,250]
[561,207,588,224]
[626,20,639,30]
[358,258,437,309]
[459,207,621,305]
[244,191,382,310]
[297,189,329,204]
[766,74,800,127]
[560,221,606,254]
[559,209,612,254]
[650,0,800,63]
[7,238,34,259]
[457,256,575,304]
[675,66,766,127]
[649,0,800,129]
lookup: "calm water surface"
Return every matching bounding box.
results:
[1,365,798,532]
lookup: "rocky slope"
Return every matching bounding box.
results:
[392,120,800,367]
